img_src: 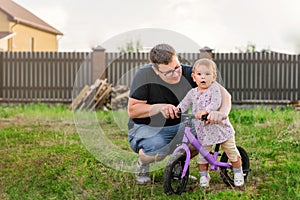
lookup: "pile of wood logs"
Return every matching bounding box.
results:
[290,101,300,111]
[68,79,129,111]
[110,85,130,110]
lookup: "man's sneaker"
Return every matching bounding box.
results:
[234,172,244,186]
[199,174,210,187]
[135,161,150,184]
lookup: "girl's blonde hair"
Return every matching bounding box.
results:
[192,58,217,78]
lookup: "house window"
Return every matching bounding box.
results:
[30,37,35,52]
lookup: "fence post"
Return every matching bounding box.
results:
[200,46,214,59]
[92,45,106,82]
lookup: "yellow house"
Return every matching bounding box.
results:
[0,0,63,52]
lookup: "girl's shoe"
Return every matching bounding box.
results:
[234,172,244,186]
[199,174,210,187]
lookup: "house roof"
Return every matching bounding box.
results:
[0,31,15,39]
[0,0,63,35]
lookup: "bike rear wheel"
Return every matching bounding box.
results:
[220,146,250,186]
[163,152,189,195]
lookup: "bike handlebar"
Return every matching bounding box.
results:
[177,112,208,121]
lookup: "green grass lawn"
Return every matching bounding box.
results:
[0,104,299,199]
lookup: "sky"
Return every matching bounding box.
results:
[13,0,300,53]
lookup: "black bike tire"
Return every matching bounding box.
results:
[220,146,250,186]
[163,152,189,195]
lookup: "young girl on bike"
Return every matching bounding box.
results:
[177,58,244,187]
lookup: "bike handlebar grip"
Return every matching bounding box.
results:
[201,114,208,121]
[178,112,208,121]
[177,112,195,119]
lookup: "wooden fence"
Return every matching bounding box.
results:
[106,51,300,104]
[214,52,300,104]
[0,50,299,104]
[0,52,91,103]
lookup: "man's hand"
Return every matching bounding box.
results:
[159,104,180,119]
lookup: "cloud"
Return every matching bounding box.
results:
[13,0,300,53]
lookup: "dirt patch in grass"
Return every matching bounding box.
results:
[0,114,76,133]
[0,115,27,130]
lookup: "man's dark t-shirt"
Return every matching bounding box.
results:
[129,64,196,127]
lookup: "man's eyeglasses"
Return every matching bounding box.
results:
[157,65,181,77]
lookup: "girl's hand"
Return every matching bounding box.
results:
[207,111,227,124]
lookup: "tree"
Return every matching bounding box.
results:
[118,40,143,53]
[235,42,257,53]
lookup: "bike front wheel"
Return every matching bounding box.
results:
[220,145,250,186]
[163,152,189,195]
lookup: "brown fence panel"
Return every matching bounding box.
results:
[106,52,150,86]
[106,52,200,87]
[106,51,299,104]
[178,52,200,65]
[0,52,90,103]
[214,52,299,104]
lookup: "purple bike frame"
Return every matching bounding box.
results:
[173,126,232,178]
